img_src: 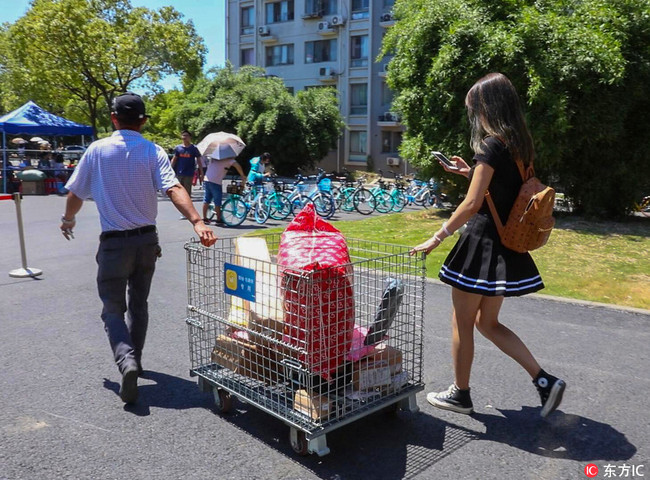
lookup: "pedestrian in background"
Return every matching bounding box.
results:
[60,92,216,405]
[410,73,565,417]
[201,156,246,224]
[171,130,203,217]
[247,152,271,185]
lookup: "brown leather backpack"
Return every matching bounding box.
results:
[485,160,555,253]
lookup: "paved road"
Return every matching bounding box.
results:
[1,194,648,480]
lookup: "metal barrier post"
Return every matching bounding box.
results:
[1,193,43,278]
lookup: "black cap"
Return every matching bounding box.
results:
[111,92,150,120]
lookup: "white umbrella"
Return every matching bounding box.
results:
[196,132,246,160]
[11,138,28,145]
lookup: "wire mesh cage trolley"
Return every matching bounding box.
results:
[185,234,426,456]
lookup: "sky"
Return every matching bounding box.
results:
[0,0,226,91]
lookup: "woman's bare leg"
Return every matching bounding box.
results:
[474,295,541,378]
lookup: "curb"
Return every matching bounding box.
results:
[424,277,650,316]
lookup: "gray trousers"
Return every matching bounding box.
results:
[96,231,159,374]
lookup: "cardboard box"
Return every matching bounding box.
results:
[294,389,334,421]
[21,180,45,195]
[351,345,403,391]
[248,310,284,348]
[226,237,283,327]
[211,334,283,384]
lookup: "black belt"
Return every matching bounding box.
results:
[100,225,156,240]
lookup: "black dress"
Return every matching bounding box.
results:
[439,137,544,297]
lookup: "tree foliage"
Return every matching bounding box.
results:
[382,0,650,218]
[1,0,205,132]
[175,65,344,175]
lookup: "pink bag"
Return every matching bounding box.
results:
[278,204,355,381]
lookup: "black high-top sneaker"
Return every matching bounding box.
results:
[534,370,566,417]
[427,384,474,414]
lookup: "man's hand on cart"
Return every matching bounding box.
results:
[194,219,217,247]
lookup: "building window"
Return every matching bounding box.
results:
[266,0,294,24]
[381,82,393,107]
[305,39,337,63]
[241,6,254,35]
[241,48,254,66]
[349,131,367,155]
[383,0,395,8]
[266,44,294,66]
[351,35,369,67]
[305,0,337,16]
[350,84,368,115]
[352,0,369,19]
[382,131,402,153]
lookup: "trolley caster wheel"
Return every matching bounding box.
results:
[289,428,309,456]
[213,388,233,414]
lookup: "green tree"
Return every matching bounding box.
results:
[382,0,650,218]
[176,65,344,175]
[2,0,205,132]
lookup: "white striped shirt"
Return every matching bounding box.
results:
[65,130,179,232]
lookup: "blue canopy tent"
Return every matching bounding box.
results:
[0,101,94,192]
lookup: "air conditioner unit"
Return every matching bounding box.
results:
[384,112,393,121]
[330,15,345,26]
[387,157,400,166]
[258,25,270,36]
[382,63,390,73]
[319,66,333,76]
[381,13,393,22]
[317,21,332,31]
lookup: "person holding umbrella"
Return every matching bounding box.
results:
[196,132,247,224]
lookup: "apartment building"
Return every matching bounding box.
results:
[226,0,412,174]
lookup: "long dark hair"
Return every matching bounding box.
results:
[465,73,534,166]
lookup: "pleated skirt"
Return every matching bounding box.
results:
[439,213,544,297]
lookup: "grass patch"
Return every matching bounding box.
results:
[259,210,650,310]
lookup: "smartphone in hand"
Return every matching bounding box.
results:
[432,151,459,170]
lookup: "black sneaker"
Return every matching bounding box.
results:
[202,218,212,225]
[427,384,474,414]
[119,365,139,404]
[534,370,566,417]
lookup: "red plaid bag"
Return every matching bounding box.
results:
[278,204,355,381]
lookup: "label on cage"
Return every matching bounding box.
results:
[224,263,256,302]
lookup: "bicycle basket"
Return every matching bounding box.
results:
[318,178,332,192]
[226,183,243,195]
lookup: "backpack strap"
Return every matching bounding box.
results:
[484,157,533,240]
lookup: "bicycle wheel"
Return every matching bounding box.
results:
[290,195,312,215]
[312,192,335,219]
[206,203,216,221]
[268,193,292,220]
[291,195,314,215]
[353,188,375,215]
[391,190,407,212]
[254,197,270,224]
[418,190,432,209]
[221,197,247,226]
[373,190,394,214]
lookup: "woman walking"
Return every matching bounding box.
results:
[410,73,565,417]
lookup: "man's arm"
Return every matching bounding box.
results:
[59,192,84,240]
[232,161,246,183]
[166,184,216,247]
[170,154,178,171]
